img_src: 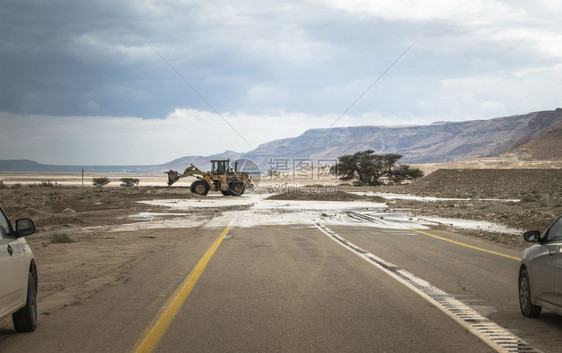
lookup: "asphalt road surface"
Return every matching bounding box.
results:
[2,222,562,352]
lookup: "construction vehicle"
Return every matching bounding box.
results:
[165,159,254,196]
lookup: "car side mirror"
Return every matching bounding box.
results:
[523,230,540,243]
[16,219,36,238]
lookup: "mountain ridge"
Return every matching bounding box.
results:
[1,108,560,173]
[243,108,562,167]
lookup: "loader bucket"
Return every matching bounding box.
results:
[165,170,181,186]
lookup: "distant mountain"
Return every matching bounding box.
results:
[0,159,151,173]
[142,150,242,173]
[243,108,562,167]
[1,108,560,173]
[0,151,242,174]
[0,160,54,172]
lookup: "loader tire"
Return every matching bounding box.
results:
[191,180,210,196]
[220,190,231,196]
[228,181,245,196]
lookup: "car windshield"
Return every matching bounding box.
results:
[546,217,562,242]
[0,210,11,237]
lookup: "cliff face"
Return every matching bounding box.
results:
[505,120,562,161]
[244,108,562,167]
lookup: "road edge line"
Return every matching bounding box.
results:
[314,222,540,353]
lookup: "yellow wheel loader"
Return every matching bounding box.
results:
[165,159,254,196]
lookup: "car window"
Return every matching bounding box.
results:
[546,217,562,243]
[0,210,12,238]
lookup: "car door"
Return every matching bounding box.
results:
[544,217,562,308]
[527,242,556,305]
[0,210,20,316]
[529,216,562,307]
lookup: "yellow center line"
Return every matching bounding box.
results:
[133,225,231,353]
[408,228,521,261]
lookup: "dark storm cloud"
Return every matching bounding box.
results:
[6,0,541,119]
[1,0,198,117]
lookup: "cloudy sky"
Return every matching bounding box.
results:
[1,0,561,165]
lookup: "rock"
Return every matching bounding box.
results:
[61,208,76,213]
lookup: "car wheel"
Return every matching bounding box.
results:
[519,268,542,318]
[13,272,38,332]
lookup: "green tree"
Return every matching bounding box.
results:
[92,177,110,187]
[331,150,424,185]
[120,178,140,187]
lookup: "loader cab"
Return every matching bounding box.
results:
[211,159,230,175]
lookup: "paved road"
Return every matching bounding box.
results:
[332,224,562,352]
[1,222,561,352]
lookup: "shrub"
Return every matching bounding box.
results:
[29,181,57,188]
[50,233,75,244]
[120,178,140,187]
[92,177,111,187]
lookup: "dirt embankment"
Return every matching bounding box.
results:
[399,169,562,199]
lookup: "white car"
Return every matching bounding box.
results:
[519,215,562,317]
[0,207,38,332]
